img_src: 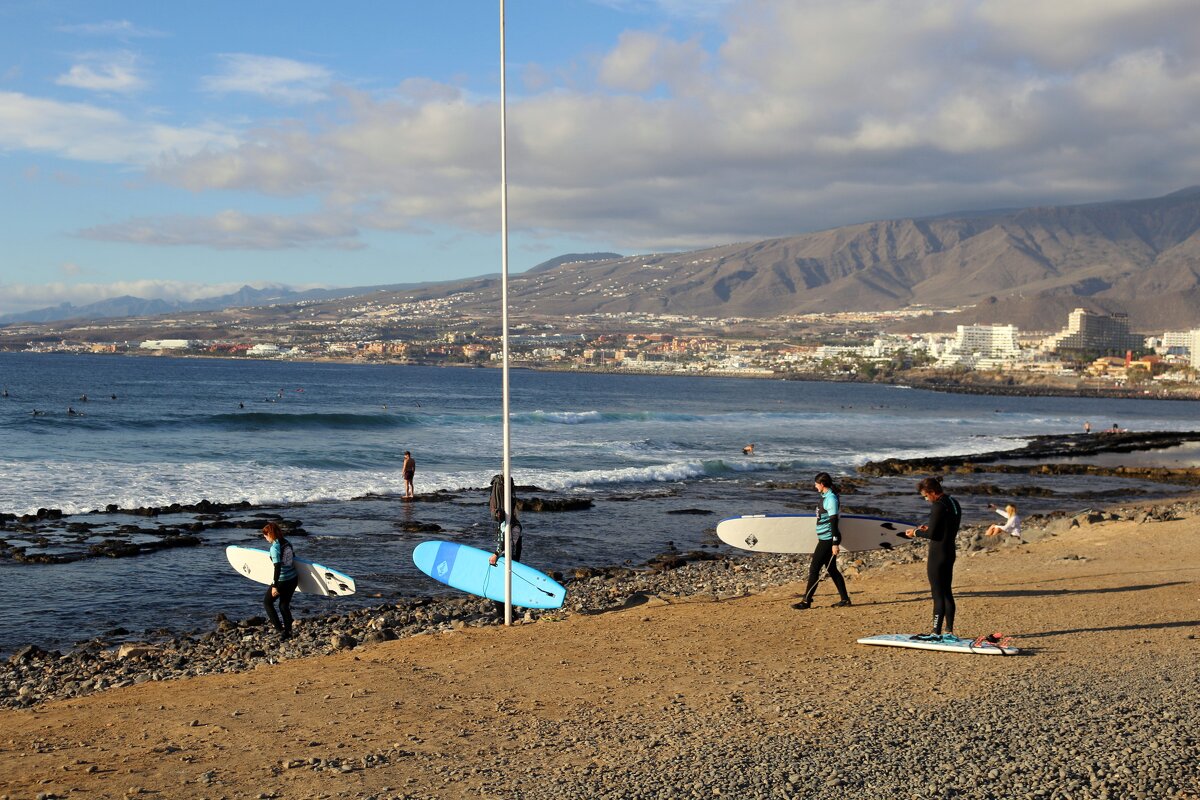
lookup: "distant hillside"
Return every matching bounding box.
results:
[0,282,424,326]
[9,189,1200,332]
[526,252,623,275]
[425,187,1200,331]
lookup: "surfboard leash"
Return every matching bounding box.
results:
[969,631,1015,654]
[486,559,558,598]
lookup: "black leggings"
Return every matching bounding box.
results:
[927,555,955,634]
[800,539,849,604]
[264,577,298,633]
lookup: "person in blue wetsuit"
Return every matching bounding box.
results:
[262,522,298,641]
[792,472,852,610]
[903,476,962,642]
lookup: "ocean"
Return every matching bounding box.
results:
[2,351,1198,653]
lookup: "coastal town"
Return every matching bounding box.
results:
[4,296,1200,394]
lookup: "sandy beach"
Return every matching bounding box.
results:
[3,495,1198,800]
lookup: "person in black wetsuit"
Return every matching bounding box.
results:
[792,472,852,610]
[903,476,962,642]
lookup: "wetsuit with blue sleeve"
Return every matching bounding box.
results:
[798,490,850,606]
[264,537,298,638]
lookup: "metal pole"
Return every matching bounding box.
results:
[499,0,513,626]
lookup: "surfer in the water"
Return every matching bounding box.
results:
[792,472,852,610]
[903,477,962,642]
[402,451,416,499]
[261,522,298,641]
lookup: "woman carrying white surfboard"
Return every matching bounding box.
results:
[792,472,853,610]
[261,522,298,641]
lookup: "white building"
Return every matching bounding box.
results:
[1044,308,1142,354]
[139,339,192,350]
[246,343,281,357]
[1192,329,1200,369]
[938,324,1020,368]
[1157,330,1194,356]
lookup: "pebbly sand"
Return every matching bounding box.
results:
[2,499,1199,800]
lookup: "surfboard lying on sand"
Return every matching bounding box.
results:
[716,514,914,554]
[412,540,566,609]
[857,633,1020,656]
[225,545,356,596]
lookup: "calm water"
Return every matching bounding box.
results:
[2,352,1198,652]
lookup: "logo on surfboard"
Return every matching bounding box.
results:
[436,560,449,578]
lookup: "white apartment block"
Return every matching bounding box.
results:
[938,324,1020,367]
[1157,330,1195,356]
[1044,308,1142,354]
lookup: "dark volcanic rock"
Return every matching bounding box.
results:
[519,496,594,512]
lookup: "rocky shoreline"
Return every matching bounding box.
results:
[861,429,1200,477]
[5,496,1197,711]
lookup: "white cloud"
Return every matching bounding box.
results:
[599,31,709,94]
[0,90,235,164]
[55,51,147,93]
[201,54,332,104]
[56,20,167,39]
[77,210,363,250]
[42,0,1200,255]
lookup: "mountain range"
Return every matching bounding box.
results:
[7,189,1200,332]
[0,283,425,326]
[370,187,1200,332]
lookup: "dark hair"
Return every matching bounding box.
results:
[813,472,835,492]
[917,477,943,495]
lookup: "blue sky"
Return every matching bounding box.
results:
[2,0,1199,314]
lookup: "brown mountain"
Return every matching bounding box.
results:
[436,187,1200,332]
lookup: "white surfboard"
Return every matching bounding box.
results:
[225,545,356,596]
[716,513,913,554]
[857,633,1020,656]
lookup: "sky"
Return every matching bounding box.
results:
[2,0,1199,315]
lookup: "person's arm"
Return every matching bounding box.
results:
[825,494,841,546]
[916,501,944,540]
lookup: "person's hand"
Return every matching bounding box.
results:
[270,586,279,597]
[489,554,498,566]
[902,529,916,538]
[831,544,840,556]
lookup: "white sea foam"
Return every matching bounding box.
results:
[0,455,790,517]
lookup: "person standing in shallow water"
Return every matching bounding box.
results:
[402,451,416,499]
[261,522,298,641]
[903,476,962,642]
[792,472,852,610]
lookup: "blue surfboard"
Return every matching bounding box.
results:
[412,541,566,609]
